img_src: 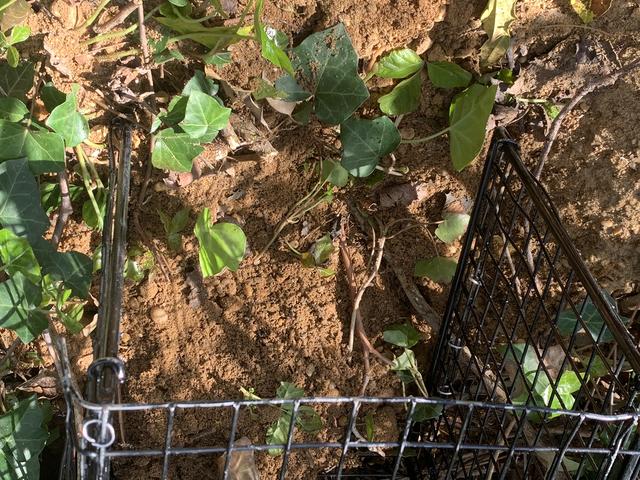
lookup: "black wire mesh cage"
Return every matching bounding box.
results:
[59,128,640,480]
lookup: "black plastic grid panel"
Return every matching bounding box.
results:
[61,129,640,480]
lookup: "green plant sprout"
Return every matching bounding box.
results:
[158,208,190,251]
[194,208,246,277]
[286,233,335,277]
[0,24,29,67]
[240,382,322,456]
[257,160,347,258]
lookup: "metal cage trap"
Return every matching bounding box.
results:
[57,127,640,480]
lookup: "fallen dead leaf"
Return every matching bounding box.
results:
[17,371,58,397]
[379,182,430,209]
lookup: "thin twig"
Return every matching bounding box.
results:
[535,60,640,179]
[137,1,153,89]
[95,1,139,32]
[52,170,73,248]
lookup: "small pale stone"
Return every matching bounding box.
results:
[306,364,316,376]
[150,307,168,324]
[601,219,614,229]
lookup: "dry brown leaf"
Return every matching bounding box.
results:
[379,182,430,209]
[17,371,58,397]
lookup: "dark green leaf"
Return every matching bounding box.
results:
[0,228,41,283]
[168,0,188,6]
[81,188,107,230]
[124,258,146,283]
[427,61,472,88]
[0,158,49,242]
[194,208,246,277]
[162,95,189,126]
[412,404,443,422]
[254,0,293,75]
[0,96,27,121]
[40,182,82,215]
[274,75,311,102]
[182,71,219,97]
[297,405,322,433]
[0,396,49,480]
[503,343,540,376]
[414,256,457,283]
[31,238,92,299]
[365,412,375,441]
[152,127,204,172]
[373,48,424,79]
[40,82,66,112]
[58,302,84,334]
[340,116,400,177]
[0,120,66,174]
[290,23,369,125]
[378,71,422,115]
[180,90,231,141]
[321,159,349,187]
[383,323,420,348]
[0,273,47,343]
[202,51,232,66]
[45,84,89,147]
[266,415,289,456]
[556,294,628,343]
[0,61,33,99]
[7,45,19,68]
[449,84,497,171]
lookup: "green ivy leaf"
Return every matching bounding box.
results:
[0,228,41,283]
[158,208,189,251]
[0,273,47,343]
[58,302,84,334]
[290,23,368,125]
[391,349,417,371]
[152,127,204,172]
[254,0,294,75]
[9,25,30,44]
[412,404,443,422]
[0,158,49,242]
[40,181,82,215]
[414,256,457,283]
[373,48,424,79]
[435,213,470,244]
[266,415,289,456]
[179,90,231,142]
[31,238,92,299]
[203,51,232,66]
[6,46,19,68]
[0,96,27,121]
[194,208,246,277]
[0,396,49,480]
[383,323,420,348]
[274,75,311,102]
[0,61,33,99]
[40,82,66,112]
[427,61,472,88]
[321,159,349,187]
[557,293,628,343]
[182,70,219,97]
[340,116,400,177]
[161,95,189,126]
[449,83,497,171]
[378,71,422,115]
[45,84,89,147]
[0,120,66,174]
[479,0,516,68]
[276,382,305,399]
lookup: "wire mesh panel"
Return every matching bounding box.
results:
[427,131,640,479]
[61,129,640,480]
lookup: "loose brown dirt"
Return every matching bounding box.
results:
[18,0,640,478]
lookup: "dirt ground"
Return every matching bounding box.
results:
[17,0,640,478]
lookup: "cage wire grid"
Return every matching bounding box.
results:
[58,128,640,480]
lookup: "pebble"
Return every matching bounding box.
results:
[140,281,159,301]
[150,307,168,324]
[601,219,614,229]
[305,364,316,377]
[244,284,254,297]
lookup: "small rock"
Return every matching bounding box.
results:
[140,281,159,301]
[399,127,415,140]
[150,307,168,324]
[244,284,254,297]
[601,219,614,229]
[306,364,316,377]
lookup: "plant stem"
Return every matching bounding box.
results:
[83,139,105,150]
[401,125,451,145]
[75,146,103,230]
[82,24,138,47]
[80,0,112,30]
[95,49,140,62]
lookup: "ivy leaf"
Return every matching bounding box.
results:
[179,90,231,142]
[266,415,289,456]
[182,70,219,97]
[378,71,422,115]
[340,116,400,177]
[0,396,49,480]
[254,0,294,75]
[391,349,417,371]
[412,404,443,422]
[152,127,204,172]
[31,238,92,299]
[435,213,470,244]
[0,228,41,283]
[276,382,305,399]
[373,48,424,79]
[274,75,311,102]
[449,83,497,171]
[556,293,628,343]
[321,159,349,187]
[161,95,189,126]
[0,96,28,121]
[45,84,89,147]
[290,23,368,125]
[0,120,65,174]
[0,273,47,343]
[0,159,49,243]
[414,256,457,283]
[383,323,420,348]
[194,208,246,277]
[0,61,33,99]
[40,82,66,112]
[479,0,517,67]
[158,208,189,251]
[427,61,472,88]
